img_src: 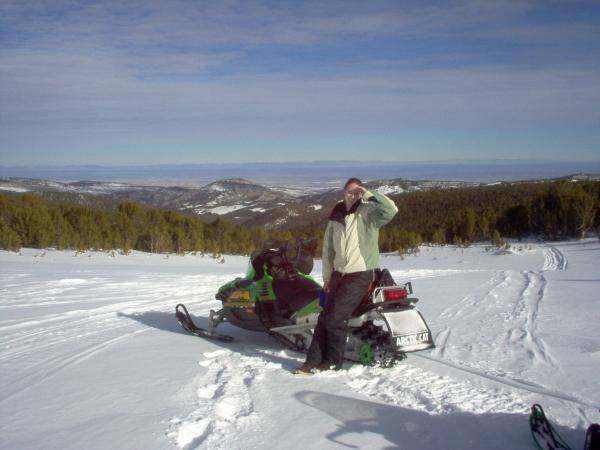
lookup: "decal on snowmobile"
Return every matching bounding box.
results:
[396,332,430,346]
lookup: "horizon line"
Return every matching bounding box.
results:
[3,158,600,169]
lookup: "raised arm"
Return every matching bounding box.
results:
[362,190,398,228]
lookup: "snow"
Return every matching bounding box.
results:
[192,204,247,215]
[0,180,145,195]
[1,241,599,449]
[74,183,134,194]
[208,184,226,192]
[206,205,246,215]
[375,184,404,195]
[309,204,323,210]
[0,185,30,192]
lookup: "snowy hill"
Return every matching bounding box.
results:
[1,240,599,449]
[0,176,476,228]
[0,175,503,230]
[2,175,598,230]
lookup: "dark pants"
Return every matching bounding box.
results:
[305,270,373,369]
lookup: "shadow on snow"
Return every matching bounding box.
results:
[118,309,301,369]
[295,390,584,450]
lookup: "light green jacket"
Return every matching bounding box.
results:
[322,190,398,283]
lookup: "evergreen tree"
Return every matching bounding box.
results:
[431,228,446,246]
[567,186,597,238]
[503,204,530,237]
[0,219,22,251]
[397,230,422,255]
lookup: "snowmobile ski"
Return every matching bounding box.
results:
[175,303,234,342]
[530,404,571,450]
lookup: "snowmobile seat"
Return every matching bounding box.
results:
[272,277,321,317]
[352,268,397,317]
[234,278,253,288]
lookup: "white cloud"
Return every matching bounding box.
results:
[2,47,599,136]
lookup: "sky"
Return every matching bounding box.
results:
[1,0,599,165]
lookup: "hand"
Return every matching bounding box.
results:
[345,185,366,201]
[350,185,367,198]
[323,280,330,293]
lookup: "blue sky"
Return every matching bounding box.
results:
[1,0,599,165]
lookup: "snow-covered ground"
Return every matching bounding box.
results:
[1,241,599,449]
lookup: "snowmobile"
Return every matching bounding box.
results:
[175,239,435,366]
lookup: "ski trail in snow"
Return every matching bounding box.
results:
[517,271,558,368]
[432,270,513,368]
[0,276,224,362]
[0,329,148,404]
[542,244,568,271]
[437,270,508,321]
[412,353,600,410]
[0,270,234,412]
[431,265,559,382]
[340,362,530,415]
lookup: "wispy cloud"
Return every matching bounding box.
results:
[1,0,599,163]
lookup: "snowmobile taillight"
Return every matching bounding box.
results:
[383,288,408,301]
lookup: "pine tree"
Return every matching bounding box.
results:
[568,186,597,239]
[0,219,22,251]
[431,228,446,246]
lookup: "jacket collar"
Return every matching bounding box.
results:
[329,199,361,224]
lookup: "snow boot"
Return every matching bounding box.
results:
[293,362,317,375]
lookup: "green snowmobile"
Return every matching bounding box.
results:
[176,239,434,366]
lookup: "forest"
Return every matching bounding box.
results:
[380,179,600,253]
[1,180,599,256]
[0,193,295,256]
[290,180,600,254]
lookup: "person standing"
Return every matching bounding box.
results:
[295,177,398,374]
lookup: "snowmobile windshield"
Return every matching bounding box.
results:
[245,260,255,279]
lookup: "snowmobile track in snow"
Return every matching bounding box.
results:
[0,271,231,406]
[432,267,559,376]
[542,244,568,271]
[413,353,600,410]
[0,329,148,404]
[517,271,558,369]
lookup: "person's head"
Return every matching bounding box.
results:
[343,177,364,209]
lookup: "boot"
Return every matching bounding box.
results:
[314,361,337,372]
[293,362,317,375]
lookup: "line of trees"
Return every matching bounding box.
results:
[379,180,599,253]
[1,181,599,256]
[291,181,600,255]
[0,193,294,255]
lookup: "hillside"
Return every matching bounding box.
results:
[2,175,598,231]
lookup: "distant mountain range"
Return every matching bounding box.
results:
[2,160,600,187]
[1,174,598,229]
